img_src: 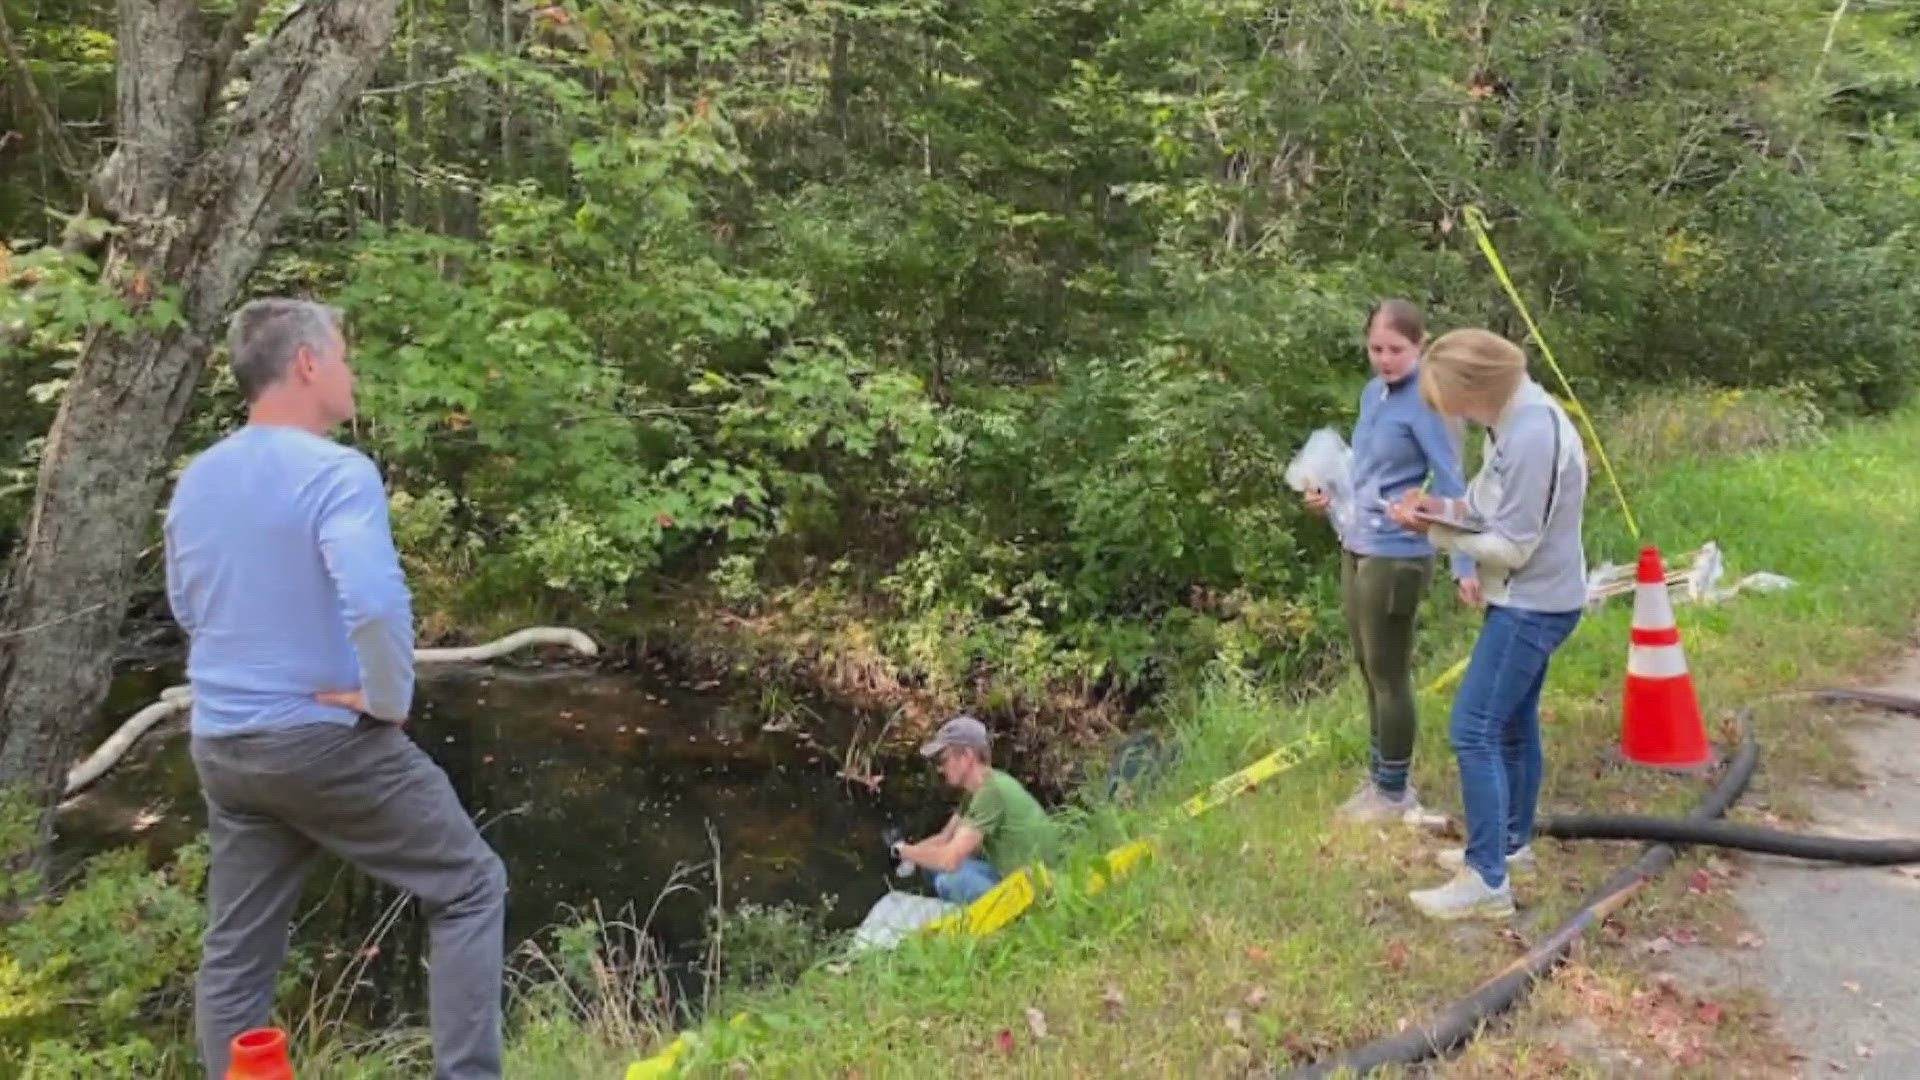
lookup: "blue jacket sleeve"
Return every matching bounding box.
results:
[315,455,415,722]
[1410,409,1476,581]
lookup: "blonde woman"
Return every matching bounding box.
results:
[1385,329,1587,920]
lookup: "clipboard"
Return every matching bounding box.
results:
[1410,506,1487,533]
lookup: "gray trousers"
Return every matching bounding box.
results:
[191,719,507,1080]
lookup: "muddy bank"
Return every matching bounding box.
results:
[635,592,1148,790]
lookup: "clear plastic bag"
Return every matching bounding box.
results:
[1285,427,1355,540]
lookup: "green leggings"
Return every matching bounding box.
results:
[1340,551,1434,794]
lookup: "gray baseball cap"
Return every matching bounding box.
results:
[920,714,990,758]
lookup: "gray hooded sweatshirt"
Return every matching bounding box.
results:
[1428,378,1588,612]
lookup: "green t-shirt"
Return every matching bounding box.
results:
[962,769,1059,876]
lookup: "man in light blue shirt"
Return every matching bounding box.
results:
[167,298,505,1079]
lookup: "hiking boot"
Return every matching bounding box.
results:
[1409,868,1516,921]
[1435,844,1538,877]
[1336,780,1423,824]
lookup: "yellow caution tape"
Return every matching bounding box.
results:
[626,1013,751,1080]
[1422,655,1472,697]
[919,835,1158,939]
[1177,735,1321,819]
[1460,206,1639,542]
[1416,207,1650,699]
[922,859,1047,938]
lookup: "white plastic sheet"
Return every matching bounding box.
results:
[849,890,958,953]
[1582,540,1794,609]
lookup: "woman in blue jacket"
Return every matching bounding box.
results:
[1304,300,1473,824]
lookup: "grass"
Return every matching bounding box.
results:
[296,903,684,1079]
[631,405,1920,1077]
[305,400,1920,1077]
[1594,383,1827,471]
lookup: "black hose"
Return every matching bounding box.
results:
[1280,686,1920,1079]
[1539,687,1920,862]
[1538,816,1920,863]
[1810,687,1920,718]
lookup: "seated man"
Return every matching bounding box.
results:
[893,715,1060,905]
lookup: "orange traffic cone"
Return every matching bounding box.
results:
[226,1027,294,1080]
[1620,545,1713,770]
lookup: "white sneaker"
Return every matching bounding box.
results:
[1435,844,1537,876]
[1336,779,1378,817]
[1409,868,1516,921]
[1336,781,1423,824]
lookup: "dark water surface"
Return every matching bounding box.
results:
[56,658,956,1016]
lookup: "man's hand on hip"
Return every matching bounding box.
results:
[316,689,387,720]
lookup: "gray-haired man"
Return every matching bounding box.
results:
[165,298,506,1079]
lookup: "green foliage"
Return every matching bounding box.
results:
[708,898,837,994]
[1601,384,1829,473]
[0,232,189,547]
[0,793,204,1077]
[8,0,1920,705]
[269,0,1920,700]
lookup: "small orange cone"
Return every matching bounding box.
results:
[1620,545,1713,770]
[226,1027,294,1080]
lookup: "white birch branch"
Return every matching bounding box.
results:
[64,626,598,796]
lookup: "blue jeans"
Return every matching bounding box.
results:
[931,858,1001,905]
[1450,604,1582,888]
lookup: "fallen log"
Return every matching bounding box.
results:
[64,626,598,797]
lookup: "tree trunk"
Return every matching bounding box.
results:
[0,0,401,853]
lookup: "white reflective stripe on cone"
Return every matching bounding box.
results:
[1628,643,1689,679]
[1631,582,1677,631]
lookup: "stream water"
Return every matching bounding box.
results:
[55,657,958,1019]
